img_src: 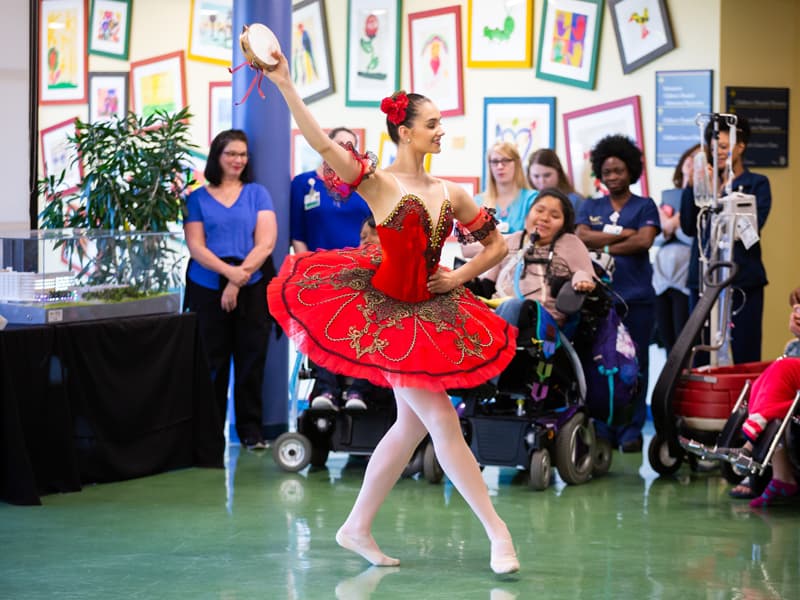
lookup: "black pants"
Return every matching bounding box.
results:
[655,288,690,355]
[185,278,271,442]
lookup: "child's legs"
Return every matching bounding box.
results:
[744,358,800,441]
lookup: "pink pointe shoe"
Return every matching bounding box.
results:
[490,538,520,574]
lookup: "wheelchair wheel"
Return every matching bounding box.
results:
[422,439,444,484]
[528,449,551,491]
[592,436,613,477]
[554,412,594,485]
[648,432,683,475]
[273,432,312,472]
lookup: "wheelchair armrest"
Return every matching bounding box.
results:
[555,284,586,316]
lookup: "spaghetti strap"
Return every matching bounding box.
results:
[441,179,449,201]
[387,173,409,197]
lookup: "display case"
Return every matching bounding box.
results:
[0,229,187,325]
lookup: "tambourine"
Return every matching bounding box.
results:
[239,23,280,70]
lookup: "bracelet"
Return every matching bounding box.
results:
[603,245,609,254]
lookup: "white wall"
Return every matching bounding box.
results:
[2,1,30,228]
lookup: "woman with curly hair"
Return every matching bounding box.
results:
[575,134,660,453]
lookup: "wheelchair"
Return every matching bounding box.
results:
[451,285,616,491]
[272,352,443,483]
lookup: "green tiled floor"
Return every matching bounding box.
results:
[3,429,799,599]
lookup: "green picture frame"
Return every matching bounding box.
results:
[88,0,132,60]
[535,0,603,90]
[345,0,402,108]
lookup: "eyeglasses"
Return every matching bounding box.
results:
[489,158,513,166]
[222,151,249,159]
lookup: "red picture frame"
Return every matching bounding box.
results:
[563,96,648,199]
[129,50,188,119]
[40,117,83,195]
[408,5,464,118]
[39,0,89,105]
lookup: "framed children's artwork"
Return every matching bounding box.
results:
[88,0,132,60]
[208,82,232,145]
[187,0,234,66]
[482,97,556,185]
[467,0,533,68]
[183,150,208,193]
[345,0,402,107]
[88,72,129,123]
[39,0,89,105]
[609,0,674,74]
[535,0,603,90]
[442,176,480,197]
[40,117,82,194]
[292,0,335,104]
[408,5,464,117]
[563,95,648,198]
[377,132,431,171]
[291,128,367,177]
[130,51,188,119]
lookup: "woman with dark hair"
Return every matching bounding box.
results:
[485,187,595,327]
[262,52,519,574]
[183,129,277,450]
[526,148,583,213]
[576,134,660,453]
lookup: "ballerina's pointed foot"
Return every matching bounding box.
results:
[336,528,400,567]
[490,538,519,575]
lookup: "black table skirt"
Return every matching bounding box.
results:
[0,312,224,505]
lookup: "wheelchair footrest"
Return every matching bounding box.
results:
[679,435,764,475]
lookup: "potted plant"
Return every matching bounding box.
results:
[37,107,197,299]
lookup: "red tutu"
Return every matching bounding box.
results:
[267,196,517,392]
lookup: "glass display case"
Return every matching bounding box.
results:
[0,229,187,325]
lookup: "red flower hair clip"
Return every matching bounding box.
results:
[380,92,409,125]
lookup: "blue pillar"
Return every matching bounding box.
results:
[233,0,291,441]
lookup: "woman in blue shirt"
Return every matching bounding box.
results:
[184,129,277,450]
[576,135,660,453]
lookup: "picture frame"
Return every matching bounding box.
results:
[408,5,464,117]
[535,0,603,90]
[183,150,208,193]
[482,97,556,185]
[609,0,674,74]
[130,51,188,119]
[345,0,402,107]
[563,95,648,198]
[292,0,335,104]
[208,82,232,146]
[187,0,234,66]
[88,0,132,60]
[39,0,88,105]
[377,132,431,172]
[88,71,129,123]
[655,70,712,166]
[291,128,367,178]
[40,117,83,194]
[441,176,480,197]
[467,0,533,68]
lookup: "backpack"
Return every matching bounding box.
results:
[579,306,639,426]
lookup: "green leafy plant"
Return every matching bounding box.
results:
[37,107,198,295]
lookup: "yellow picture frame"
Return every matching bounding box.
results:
[187,0,234,66]
[466,0,533,68]
[377,132,431,171]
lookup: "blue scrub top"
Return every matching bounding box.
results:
[185,183,274,290]
[290,169,371,251]
[577,194,661,303]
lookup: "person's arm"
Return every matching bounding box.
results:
[751,175,771,230]
[184,221,249,287]
[604,225,659,255]
[240,210,278,276]
[560,235,596,292]
[679,186,699,237]
[289,174,309,253]
[292,240,309,253]
[428,185,508,294]
[575,224,635,250]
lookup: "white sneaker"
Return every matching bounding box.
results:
[311,393,337,411]
[344,393,367,410]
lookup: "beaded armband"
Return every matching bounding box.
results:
[455,207,499,244]
[321,142,377,202]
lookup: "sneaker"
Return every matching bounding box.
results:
[311,392,338,411]
[243,438,269,450]
[344,392,367,411]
